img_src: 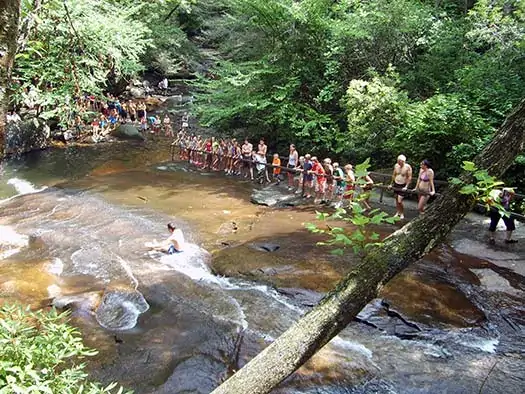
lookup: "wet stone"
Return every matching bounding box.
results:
[356,299,424,340]
[52,291,102,311]
[95,288,149,331]
[251,185,304,207]
[111,124,145,141]
[250,242,280,252]
[276,287,324,307]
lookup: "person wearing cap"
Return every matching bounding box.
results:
[389,154,412,219]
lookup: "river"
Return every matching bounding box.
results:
[0,140,524,393]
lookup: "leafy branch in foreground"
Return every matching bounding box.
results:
[305,159,398,256]
[0,304,130,394]
[449,160,511,215]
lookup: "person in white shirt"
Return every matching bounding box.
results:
[146,223,185,253]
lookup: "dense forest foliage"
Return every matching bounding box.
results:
[9,0,525,186]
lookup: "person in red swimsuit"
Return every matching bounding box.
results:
[311,157,326,204]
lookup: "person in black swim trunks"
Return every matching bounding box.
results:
[389,154,412,220]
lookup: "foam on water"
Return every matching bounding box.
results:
[1,177,47,204]
[331,336,374,359]
[7,177,46,194]
[155,244,219,284]
[0,225,29,259]
[44,258,64,275]
[459,337,499,353]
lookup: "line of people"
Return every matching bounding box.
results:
[173,133,439,214]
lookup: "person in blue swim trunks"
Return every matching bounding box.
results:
[146,223,185,254]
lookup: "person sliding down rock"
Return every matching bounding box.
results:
[146,223,185,254]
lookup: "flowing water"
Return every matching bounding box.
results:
[0,141,524,393]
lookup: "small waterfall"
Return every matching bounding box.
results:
[0,177,47,205]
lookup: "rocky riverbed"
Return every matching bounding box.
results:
[1,141,524,393]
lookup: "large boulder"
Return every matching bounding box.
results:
[5,119,50,155]
[251,185,304,207]
[111,124,145,141]
[128,86,145,98]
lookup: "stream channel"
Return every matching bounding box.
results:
[0,139,524,393]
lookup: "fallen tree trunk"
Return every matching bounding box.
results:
[211,98,525,394]
[0,0,21,160]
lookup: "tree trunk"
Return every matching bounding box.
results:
[211,98,525,394]
[0,0,21,160]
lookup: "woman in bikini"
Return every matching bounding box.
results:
[287,144,299,189]
[414,159,435,214]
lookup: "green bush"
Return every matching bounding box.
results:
[0,304,129,394]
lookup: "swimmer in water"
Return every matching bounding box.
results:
[146,223,185,253]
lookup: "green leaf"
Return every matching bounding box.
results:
[462,161,477,172]
[459,184,478,195]
[350,215,369,226]
[330,248,345,256]
[369,232,380,240]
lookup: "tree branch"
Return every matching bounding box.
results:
[17,0,43,53]
[164,4,181,22]
[62,0,83,50]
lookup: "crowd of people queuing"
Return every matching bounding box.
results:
[62,93,177,143]
[172,132,519,243]
[172,132,438,214]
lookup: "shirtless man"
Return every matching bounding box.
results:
[241,138,254,179]
[147,223,185,254]
[389,154,412,219]
[258,138,267,157]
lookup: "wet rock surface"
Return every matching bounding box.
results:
[249,242,280,252]
[1,143,525,394]
[111,124,146,141]
[95,288,150,331]
[250,184,305,207]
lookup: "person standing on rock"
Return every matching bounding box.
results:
[302,154,313,199]
[258,138,268,157]
[414,159,435,214]
[158,78,168,95]
[137,101,147,121]
[311,157,326,204]
[488,188,518,244]
[272,153,282,184]
[163,115,172,137]
[241,138,254,180]
[343,164,356,205]
[389,154,412,220]
[287,144,299,190]
[332,162,346,208]
[181,112,189,129]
